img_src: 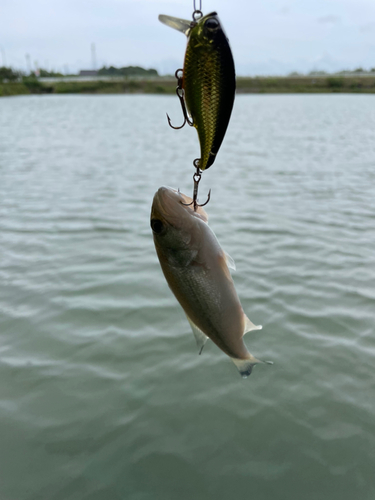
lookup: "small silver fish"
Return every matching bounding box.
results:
[150,186,272,377]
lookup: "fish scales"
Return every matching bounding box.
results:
[184,20,235,170]
[159,12,236,171]
[159,260,247,359]
[151,187,272,377]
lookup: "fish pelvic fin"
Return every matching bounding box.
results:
[158,14,192,36]
[243,315,262,336]
[231,356,273,379]
[224,251,236,271]
[186,316,209,355]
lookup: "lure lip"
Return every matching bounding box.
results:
[158,12,220,36]
[158,14,193,35]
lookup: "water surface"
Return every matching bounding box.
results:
[0,94,374,499]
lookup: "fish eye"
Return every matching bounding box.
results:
[151,219,164,234]
[204,18,219,30]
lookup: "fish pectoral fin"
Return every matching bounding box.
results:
[158,14,192,36]
[224,251,236,271]
[186,316,209,355]
[231,356,273,379]
[243,315,262,336]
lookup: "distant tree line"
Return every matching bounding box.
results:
[3,63,375,84]
[0,66,22,82]
[37,69,65,77]
[289,67,375,77]
[0,66,66,81]
[0,65,159,82]
[97,65,159,77]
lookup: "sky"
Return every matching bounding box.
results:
[1,0,375,75]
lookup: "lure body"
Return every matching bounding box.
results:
[159,12,236,170]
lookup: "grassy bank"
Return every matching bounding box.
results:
[0,82,31,96]
[237,75,375,93]
[2,76,375,97]
[0,78,177,97]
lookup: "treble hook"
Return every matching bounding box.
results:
[167,69,194,130]
[182,159,211,212]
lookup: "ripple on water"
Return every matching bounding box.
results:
[0,95,375,500]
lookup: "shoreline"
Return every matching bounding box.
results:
[2,76,375,97]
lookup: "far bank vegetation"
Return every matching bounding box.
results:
[2,65,375,96]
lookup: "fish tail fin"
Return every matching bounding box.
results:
[231,356,273,378]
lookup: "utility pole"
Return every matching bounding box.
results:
[25,53,31,74]
[1,47,6,67]
[91,43,96,70]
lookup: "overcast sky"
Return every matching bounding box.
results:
[1,0,375,75]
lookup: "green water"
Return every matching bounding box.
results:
[0,94,374,499]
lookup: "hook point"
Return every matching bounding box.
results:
[166,112,186,130]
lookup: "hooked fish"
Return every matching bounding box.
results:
[159,12,236,171]
[150,186,272,377]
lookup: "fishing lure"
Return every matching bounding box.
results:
[159,9,236,173]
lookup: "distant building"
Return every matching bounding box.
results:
[79,70,98,76]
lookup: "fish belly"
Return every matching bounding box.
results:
[160,257,249,360]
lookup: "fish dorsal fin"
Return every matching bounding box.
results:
[159,15,192,36]
[186,316,209,355]
[224,251,236,271]
[243,315,262,336]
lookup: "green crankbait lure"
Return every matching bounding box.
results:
[159,11,236,171]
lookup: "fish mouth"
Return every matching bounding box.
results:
[153,186,193,213]
[151,187,183,224]
[153,186,179,212]
[151,186,209,225]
